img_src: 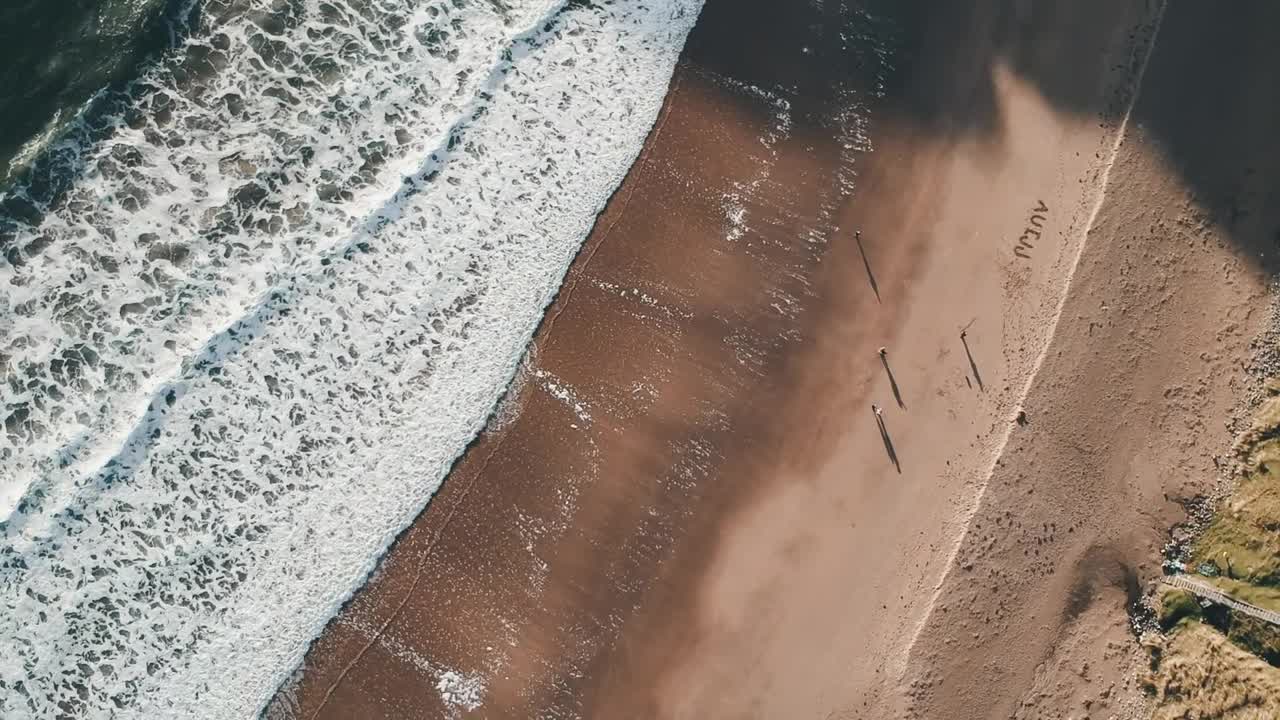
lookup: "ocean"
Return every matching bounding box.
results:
[0,0,182,186]
[0,0,701,716]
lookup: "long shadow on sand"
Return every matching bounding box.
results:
[687,0,1280,276]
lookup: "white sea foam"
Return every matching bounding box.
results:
[0,0,702,716]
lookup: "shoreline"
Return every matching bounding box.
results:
[272,1,1280,718]
[272,1,905,714]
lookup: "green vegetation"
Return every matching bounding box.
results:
[1203,576,1280,613]
[1145,622,1280,720]
[1189,437,1280,586]
[1158,588,1202,630]
[1172,386,1280,669]
[1225,613,1280,666]
[1146,383,1280,720]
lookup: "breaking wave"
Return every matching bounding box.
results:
[0,0,701,716]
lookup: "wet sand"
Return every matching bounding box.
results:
[271,1,1280,718]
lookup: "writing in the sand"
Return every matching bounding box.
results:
[1013,200,1049,259]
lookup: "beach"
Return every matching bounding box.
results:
[273,1,1280,718]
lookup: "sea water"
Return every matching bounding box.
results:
[0,0,702,716]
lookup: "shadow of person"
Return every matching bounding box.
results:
[961,331,984,392]
[879,349,906,409]
[855,231,881,303]
[873,406,901,474]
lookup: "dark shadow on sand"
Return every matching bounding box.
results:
[684,0,1280,278]
[961,332,984,392]
[874,408,901,474]
[879,352,906,409]
[855,231,881,303]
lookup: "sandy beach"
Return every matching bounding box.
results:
[270,1,1280,718]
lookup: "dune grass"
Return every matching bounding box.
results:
[1200,575,1280,613]
[1145,622,1280,720]
[1146,385,1280,718]
[1157,587,1202,630]
[1189,438,1280,586]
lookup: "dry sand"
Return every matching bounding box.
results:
[270,1,1280,718]
[903,3,1280,717]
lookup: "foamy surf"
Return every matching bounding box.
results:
[0,0,702,716]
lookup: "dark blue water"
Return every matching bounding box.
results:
[0,0,183,184]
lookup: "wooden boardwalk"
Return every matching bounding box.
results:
[1165,574,1280,626]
